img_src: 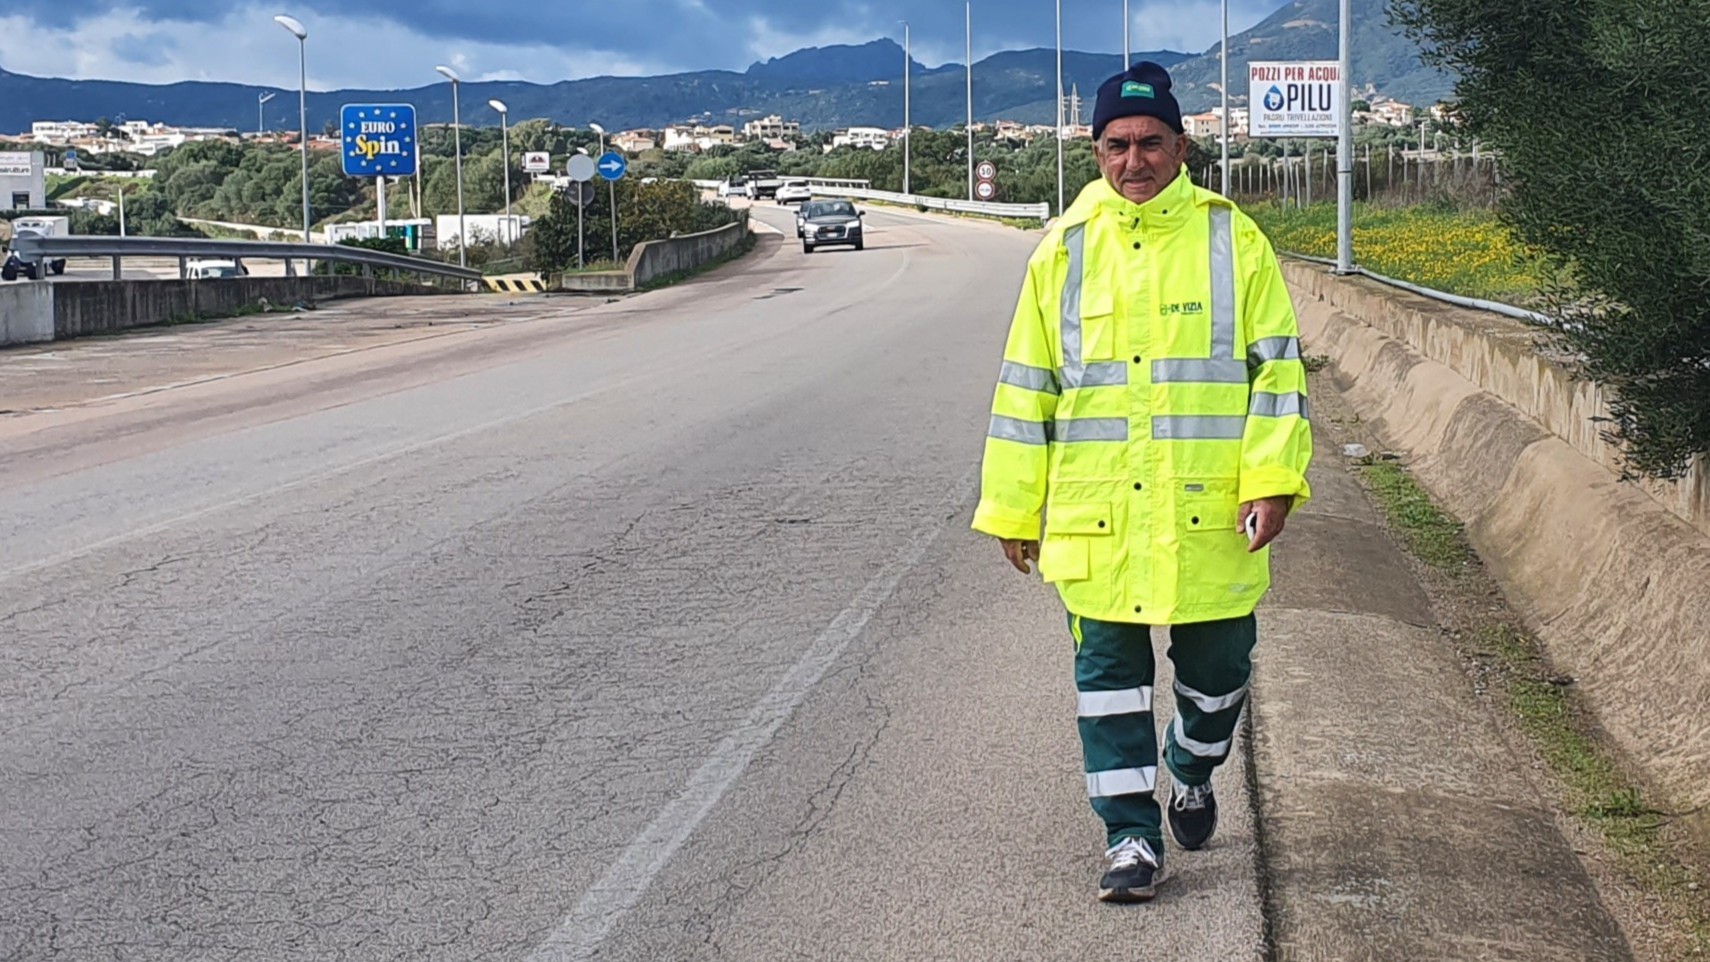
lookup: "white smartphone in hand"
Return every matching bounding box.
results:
[1243,511,1260,545]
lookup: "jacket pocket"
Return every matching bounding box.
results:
[1176,487,1267,605]
[1040,501,1112,583]
[1078,285,1117,361]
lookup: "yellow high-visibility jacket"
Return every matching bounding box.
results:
[973,170,1313,625]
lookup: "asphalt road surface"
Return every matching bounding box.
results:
[0,206,1262,960]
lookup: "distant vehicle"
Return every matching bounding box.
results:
[775,180,812,205]
[747,169,784,200]
[799,199,864,254]
[2,222,68,281]
[186,258,248,279]
[718,177,749,198]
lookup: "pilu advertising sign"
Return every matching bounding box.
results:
[1248,61,1344,138]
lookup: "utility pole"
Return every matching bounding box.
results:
[1123,0,1130,66]
[1055,0,1064,216]
[1220,0,1230,196]
[966,2,974,202]
[258,91,275,136]
[1335,0,1353,272]
[901,21,911,196]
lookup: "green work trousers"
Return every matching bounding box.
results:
[1072,612,1256,857]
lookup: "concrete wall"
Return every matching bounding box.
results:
[52,276,440,340]
[1286,260,1710,835]
[1286,264,1710,540]
[627,217,751,289]
[0,282,54,345]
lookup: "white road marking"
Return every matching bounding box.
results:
[522,468,977,962]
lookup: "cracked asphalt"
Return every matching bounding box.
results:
[0,206,1262,960]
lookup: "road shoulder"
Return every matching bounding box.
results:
[1252,372,1633,961]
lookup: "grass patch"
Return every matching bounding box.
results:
[1249,201,1557,304]
[1357,457,1710,954]
[1359,462,1470,571]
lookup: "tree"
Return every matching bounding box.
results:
[1393,0,1710,479]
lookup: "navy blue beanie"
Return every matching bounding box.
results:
[1091,61,1184,140]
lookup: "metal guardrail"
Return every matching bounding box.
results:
[691,177,874,191]
[1284,250,1549,325]
[807,185,1051,223]
[9,235,484,283]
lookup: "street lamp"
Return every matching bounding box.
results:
[257,91,275,137]
[1124,0,1130,66]
[1221,0,1230,197]
[590,122,619,264]
[436,64,466,267]
[274,14,310,243]
[489,98,512,244]
[1055,0,1064,216]
[900,20,911,195]
[965,1,974,202]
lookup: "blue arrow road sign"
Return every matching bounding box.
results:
[341,103,418,178]
[597,151,627,181]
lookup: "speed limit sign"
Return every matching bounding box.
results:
[975,180,998,201]
[975,160,997,181]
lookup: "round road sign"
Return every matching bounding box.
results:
[566,154,597,182]
[975,160,997,181]
[974,180,998,201]
[566,181,597,205]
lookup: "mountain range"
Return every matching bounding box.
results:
[0,0,1451,135]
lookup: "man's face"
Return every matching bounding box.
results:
[1096,115,1190,204]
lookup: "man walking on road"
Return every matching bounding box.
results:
[972,61,1313,902]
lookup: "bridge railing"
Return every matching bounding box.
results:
[8,235,484,283]
[806,186,1051,223]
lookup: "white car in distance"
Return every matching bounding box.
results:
[774,180,812,205]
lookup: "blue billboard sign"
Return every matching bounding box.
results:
[341,103,417,177]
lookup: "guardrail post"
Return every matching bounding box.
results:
[178,256,188,280]
[285,258,296,278]
[111,255,121,280]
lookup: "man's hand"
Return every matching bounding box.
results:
[1001,539,1040,574]
[1237,496,1293,553]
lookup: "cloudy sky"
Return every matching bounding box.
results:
[0,0,1284,89]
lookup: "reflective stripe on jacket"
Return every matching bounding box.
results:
[972,170,1313,625]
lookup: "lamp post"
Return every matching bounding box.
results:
[274,15,310,243]
[591,121,618,263]
[900,20,911,195]
[257,91,275,136]
[1124,0,1130,66]
[965,2,974,201]
[1335,0,1353,273]
[1220,0,1230,197]
[489,98,512,244]
[1055,0,1064,217]
[435,64,466,267]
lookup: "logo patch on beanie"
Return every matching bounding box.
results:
[1120,80,1155,98]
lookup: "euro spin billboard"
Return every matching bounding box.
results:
[341,104,418,177]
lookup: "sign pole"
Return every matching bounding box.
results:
[1335,0,1354,273]
[377,175,387,240]
[577,196,585,270]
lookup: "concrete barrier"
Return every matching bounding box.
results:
[0,283,54,346]
[557,215,752,294]
[51,276,443,340]
[1286,260,1710,834]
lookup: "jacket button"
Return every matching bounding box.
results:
[1191,516,1201,525]
[1132,242,1141,250]
[1132,355,1142,364]
[1133,482,1143,491]
[1097,520,1106,528]
[1134,605,1143,613]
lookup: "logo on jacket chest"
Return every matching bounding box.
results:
[1161,301,1206,316]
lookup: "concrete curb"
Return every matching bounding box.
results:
[1285,261,1710,840]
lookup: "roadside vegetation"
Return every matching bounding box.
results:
[1247,201,1552,305]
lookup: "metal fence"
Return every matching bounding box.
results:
[8,235,484,284]
[806,185,1051,223]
